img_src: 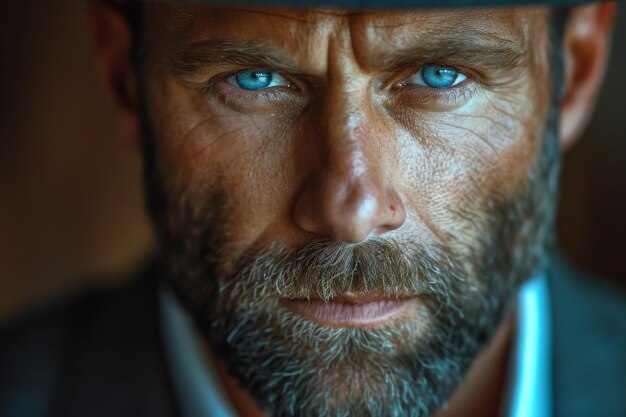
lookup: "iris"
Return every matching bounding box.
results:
[421,66,461,88]
[235,70,273,90]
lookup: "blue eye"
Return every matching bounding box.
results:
[227,70,290,91]
[235,70,272,90]
[406,65,467,89]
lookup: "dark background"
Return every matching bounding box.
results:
[1,1,624,320]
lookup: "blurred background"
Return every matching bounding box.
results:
[0,1,624,320]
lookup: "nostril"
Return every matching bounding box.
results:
[371,226,387,237]
[379,196,407,236]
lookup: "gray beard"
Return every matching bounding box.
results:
[152,114,560,417]
[137,49,562,412]
[128,7,566,414]
[170,238,501,417]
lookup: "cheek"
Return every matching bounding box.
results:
[395,84,547,245]
[149,79,299,245]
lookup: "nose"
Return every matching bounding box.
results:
[293,88,406,244]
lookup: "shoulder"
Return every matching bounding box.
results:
[549,251,626,345]
[0,263,175,417]
[548,252,626,417]
[0,284,120,417]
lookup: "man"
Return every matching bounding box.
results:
[1,0,625,416]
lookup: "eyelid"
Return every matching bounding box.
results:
[399,66,469,89]
[391,78,479,111]
[201,69,309,114]
[225,70,292,90]
[202,65,477,113]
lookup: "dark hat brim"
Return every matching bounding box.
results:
[138,0,606,9]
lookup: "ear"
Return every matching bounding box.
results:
[89,0,141,149]
[559,2,617,150]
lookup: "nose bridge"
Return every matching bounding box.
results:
[323,95,388,239]
[322,28,377,185]
[321,86,375,187]
[292,58,405,243]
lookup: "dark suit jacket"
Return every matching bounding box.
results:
[1,255,625,417]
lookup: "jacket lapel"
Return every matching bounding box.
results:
[549,253,626,417]
[50,264,181,417]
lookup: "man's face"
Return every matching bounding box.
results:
[140,5,559,416]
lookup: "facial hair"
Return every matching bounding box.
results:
[145,105,560,417]
[125,4,567,415]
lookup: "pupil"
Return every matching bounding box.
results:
[252,72,268,81]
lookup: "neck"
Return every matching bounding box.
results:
[434,313,515,417]
[213,356,269,417]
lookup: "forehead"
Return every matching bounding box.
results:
[144,5,546,56]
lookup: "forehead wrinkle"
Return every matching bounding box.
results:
[154,5,536,84]
[210,7,315,24]
[182,6,366,25]
[346,9,531,72]
[359,7,529,49]
[155,5,352,70]
[365,7,521,29]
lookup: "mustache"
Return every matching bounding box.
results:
[220,238,471,304]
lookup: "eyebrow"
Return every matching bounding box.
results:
[377,34,526,73]
[172,39,301,76]
[171,33,526,78]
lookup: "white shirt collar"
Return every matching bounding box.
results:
[504,273,552,417]
[160,274,552,417]
[160,288,237,417]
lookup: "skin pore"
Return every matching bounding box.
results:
[143,7,549,253]
[141,6,554,417]
[91,2,616,417]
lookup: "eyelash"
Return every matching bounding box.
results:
[203,66,477,111]
[202,74,302,111]
[392,68,478,108]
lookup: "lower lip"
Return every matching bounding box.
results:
[280,298,415,327]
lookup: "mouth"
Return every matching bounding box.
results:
[280,294,419,328]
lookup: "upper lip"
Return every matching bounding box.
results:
[285,293,415,305]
